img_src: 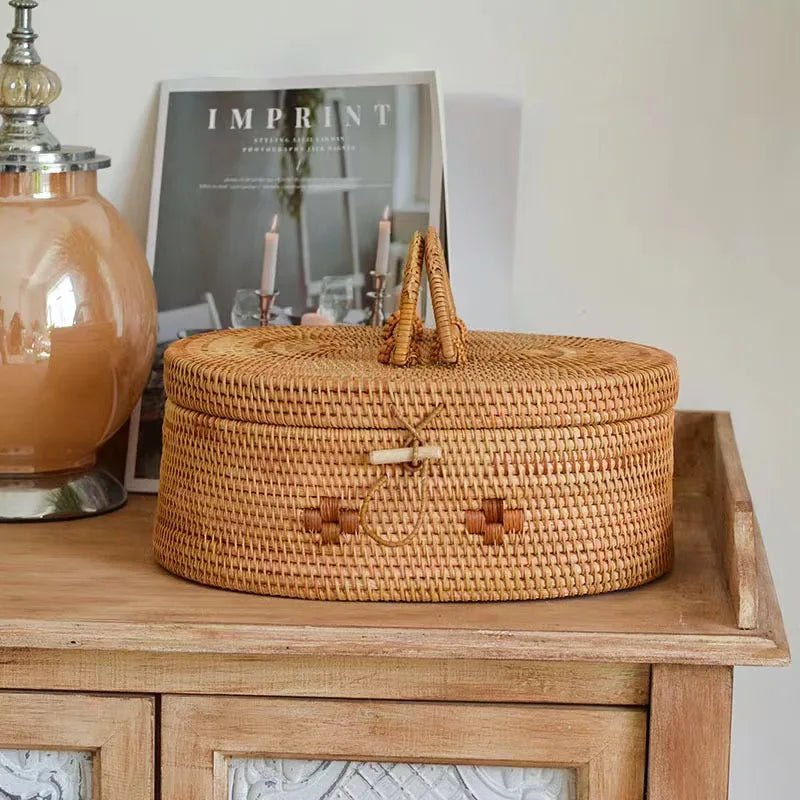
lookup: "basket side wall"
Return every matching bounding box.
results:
[154,404,675,602]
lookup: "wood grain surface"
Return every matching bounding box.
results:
[0,692,153,800]
[0,651,650,704]
[162,696,646,800]
[712,413,758,628]
[647,664,733,799]
[0,411,788,666]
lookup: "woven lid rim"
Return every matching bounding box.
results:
[163,327,679,430]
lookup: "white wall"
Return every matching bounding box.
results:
[37,0,797,794]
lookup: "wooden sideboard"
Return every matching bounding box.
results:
[0,412,788,800]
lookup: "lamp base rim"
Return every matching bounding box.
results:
[0,467,127,522]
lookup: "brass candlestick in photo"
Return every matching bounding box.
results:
[259,292,278,326]
[0,0,157,520]
[367,272,388,326]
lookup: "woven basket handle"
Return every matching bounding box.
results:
[424,227,466,365]
[379,227,466,367]
[378,231,425,367]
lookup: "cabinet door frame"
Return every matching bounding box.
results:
[162,696,646,800]
[0,691,153,800]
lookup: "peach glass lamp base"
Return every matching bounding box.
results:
[0,172,156,519]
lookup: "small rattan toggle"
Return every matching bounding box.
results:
[303,497,359,544]
[466,499,525,545]
[369,445,442,466]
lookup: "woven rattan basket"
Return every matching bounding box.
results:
[155,229,678,602]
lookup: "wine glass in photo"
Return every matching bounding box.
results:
[317,276,355,323]
[231,289,261,328]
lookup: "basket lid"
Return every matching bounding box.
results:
[163,327,678,430]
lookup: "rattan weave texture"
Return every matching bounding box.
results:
[163,327,677,430]
[156,327,678,602]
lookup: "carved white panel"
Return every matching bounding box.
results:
[227,759,576,800]
[0,750,93,800]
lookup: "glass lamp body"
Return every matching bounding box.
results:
[0,171,156,476]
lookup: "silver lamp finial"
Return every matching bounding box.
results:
[4,0,42,66]
[0,0,61,154]
[0,0,110,172]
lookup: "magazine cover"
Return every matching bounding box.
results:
[126,71,448,492]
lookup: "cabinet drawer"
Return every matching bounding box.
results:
[162,697,646,800]
[0,691,153,800]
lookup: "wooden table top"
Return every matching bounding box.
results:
[0,413,788,666]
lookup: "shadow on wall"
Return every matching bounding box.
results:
[444,93,522,331]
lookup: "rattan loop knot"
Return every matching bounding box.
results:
[358,464,431,548]
[393,403,444,473]
[359,401,445,546]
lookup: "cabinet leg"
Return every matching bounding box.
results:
[647,664,733,800]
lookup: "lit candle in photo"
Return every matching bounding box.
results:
[374,206,392,275]
[260,214,280,296]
